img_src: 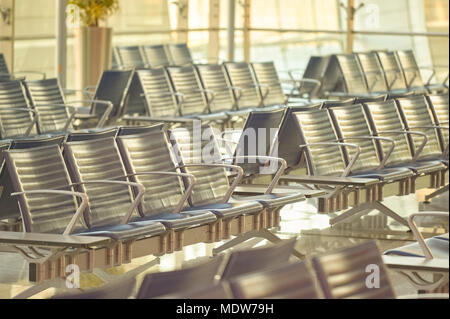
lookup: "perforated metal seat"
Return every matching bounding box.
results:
[396,50,448,93]
[141,44,171,68]
[165,43,194,66]
[328,104,414,182]
[375,51,411,94]
[228,261,319,299]
[312,241,396,299]
[223,62,264,112]
[167,127,264,219]
[4,144,166,240]
[363,99,446,175]
[66,136,216,231]
[115,46,147,69]
[0,80,38,139]
[357,52,390,94]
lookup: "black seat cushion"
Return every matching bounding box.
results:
[131,210,217,230]
[77,222,167,241]
[185,201,263,219]
[384,237,449,259]
[231,192,305,209]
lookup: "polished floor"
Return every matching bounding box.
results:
[0,189,448,299]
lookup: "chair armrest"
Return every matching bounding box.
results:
[177,164,244,204]
[71,180,144,225]
[408,212,449,260]
[221,156,286,195]
[127,172,196,214]
[11,190,89,236]
[68,100,114,128]
[378,130,427,163]
[342,136,395,170]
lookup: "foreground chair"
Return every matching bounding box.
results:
[64,135,217,253]
[137,255,224,299]
[220,238,297,280]
[0,81,38,139]
[384,211,449,292]
[279,108,409,227]
[312,241,396,299]
[228,261,319,299]
[2,143,167,282]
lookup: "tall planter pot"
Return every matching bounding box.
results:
[74,26,112,91]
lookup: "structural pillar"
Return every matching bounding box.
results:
[227,0,235,61]
[56,0,67,88]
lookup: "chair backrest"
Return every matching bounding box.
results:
[93,70,134,119]
[328,104,382,173]
[117,124,165,136]
[293,109,346,177]
[165,43,194,66]
[395,95,443,160]
[0,80,37,139]
[223,62,262,109]
[0,53,9,75]
[66,128,119,143]
[395,50,424,89]
[356,52,389,93]
[169,125,230,207]
[141,44,171,69]
[320,55,345,95]
[334,54,369,94]
[63,137,135,229]
[251,62,286,106]
[311,241,396,299]
[53,276,136,299]
[3,144,83,234]
[234,109,286,176]
[195,64,235,113]
[117,130,186,217]
[375,51,407,91]
[228,261,319,299]
[125,68,178,118]
[166,65,208,116]
[23,78,70,134]
[427,93,449,151]
[115,46,146,69]
[0,136,67,221]
[136,255,224,299]
[301,56,330,98]
[363,100,413,166]
[221,238,297,280]
[276,106,320,170]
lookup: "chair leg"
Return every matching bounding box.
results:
[329,201,410,229]
[212,229,305,259]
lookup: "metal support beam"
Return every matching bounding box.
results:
[346,0,354,53]
[227,0,235,61]
[0,0,14,72]
[243,0,251,62]
[208,0,220,63]
[56,0,67,88]
[173,0,189,43]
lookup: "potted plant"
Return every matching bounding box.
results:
[68,0,119,91]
